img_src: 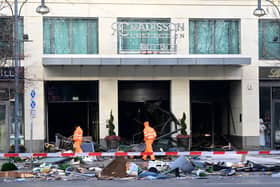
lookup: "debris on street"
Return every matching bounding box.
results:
[1,152,280,182]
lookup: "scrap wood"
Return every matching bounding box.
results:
[0,171,34,178]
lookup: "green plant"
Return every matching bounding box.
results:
[180,112,188,135]
[59,163,71,171]
[1,162,18,171]
[108,110,116,136]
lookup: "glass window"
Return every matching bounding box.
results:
[43,18,98,54]
[0,17,24,59]
[117,18,172,54]
[259,20,280,60]
[260,87,271,120]
[189,19,240,54]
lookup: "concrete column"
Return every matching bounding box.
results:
[241,77,259,148]
[171,18,188,55]
[99,17,117,54]
[99,79,118,140]
[239,17,259,149]
[171,79,190,135]
[24,16,45,152]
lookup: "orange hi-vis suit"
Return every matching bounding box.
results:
[73,126,83,153]
[142,121,157,161]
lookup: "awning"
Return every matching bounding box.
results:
[43,54,251,66]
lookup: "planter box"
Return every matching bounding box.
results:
[105,136,120,149]
[177,135,191,150]
[106,139,119,149]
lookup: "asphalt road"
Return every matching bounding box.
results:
[1,176,280,187]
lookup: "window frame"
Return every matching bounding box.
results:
[43,17,99,54]
[259,19,280,60]
[189,18,241,55]
[0,16,24,59]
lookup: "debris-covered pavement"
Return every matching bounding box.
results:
[1,151,280,183]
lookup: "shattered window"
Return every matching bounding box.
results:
[43,17,98,54]
[189,19,240,54]
[259,20,280,60]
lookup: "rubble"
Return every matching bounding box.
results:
[1,148,280,182]
[101,157,127,178]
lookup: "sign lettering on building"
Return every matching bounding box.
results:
[268,69,280,78]
[0,67,24,79]
[111,21,185,54]
[260,67,280,80]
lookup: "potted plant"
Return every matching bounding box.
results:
[176,112,191,150]
[105,110,121,149]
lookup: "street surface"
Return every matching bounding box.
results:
[0,176,280,187]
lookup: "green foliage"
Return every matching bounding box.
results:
[74,157,82,162]
[1,162,18,171]
[59,163,71,171]
[108,110,116,136]
[180,112,188,135]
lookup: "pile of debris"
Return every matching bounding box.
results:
[1,152,280,182]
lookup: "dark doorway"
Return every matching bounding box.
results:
[118,81,170,144]
[46,81,99,142]
[190,81,230,149]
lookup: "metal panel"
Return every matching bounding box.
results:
[72,58,100,65]
[224,58,250,65]
[43,58,72,65]
[43,56,251,66]
[101,58,120,65]
[150,58,177,65]
[197,58,223,65]
[121,58,150,65]
[178,58,197,65]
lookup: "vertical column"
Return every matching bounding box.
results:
[171,18,188,55]
[99,79,118,141]
[171,79,190,134]
[24,15,45,152]
[240,18,260,148]
[99,17,117,54]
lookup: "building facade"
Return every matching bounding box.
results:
[2,0,278,152]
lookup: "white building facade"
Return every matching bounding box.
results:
[2,0,279,152]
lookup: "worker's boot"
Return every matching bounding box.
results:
[142,155,147,160]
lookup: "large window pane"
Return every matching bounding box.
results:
[0,17,24,58]
[43,18,98,54]
[72,19,87,54]
[189,19,240,54]
[54,19,70,54]
[259,20,280,60]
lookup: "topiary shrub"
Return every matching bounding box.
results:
[180,112,188,135]
[108,110,116,136]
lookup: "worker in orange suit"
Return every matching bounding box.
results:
[142,121,157,161]
[73,126,83,153]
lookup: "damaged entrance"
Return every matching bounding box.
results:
[191,81,238,150]
[118,81,170,144]
[45,81,99,143]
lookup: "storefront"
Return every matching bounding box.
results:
[0,67,24,152]
[45,81,99,142]
[260,67,280,148]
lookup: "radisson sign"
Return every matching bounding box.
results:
[112,21,185,54]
